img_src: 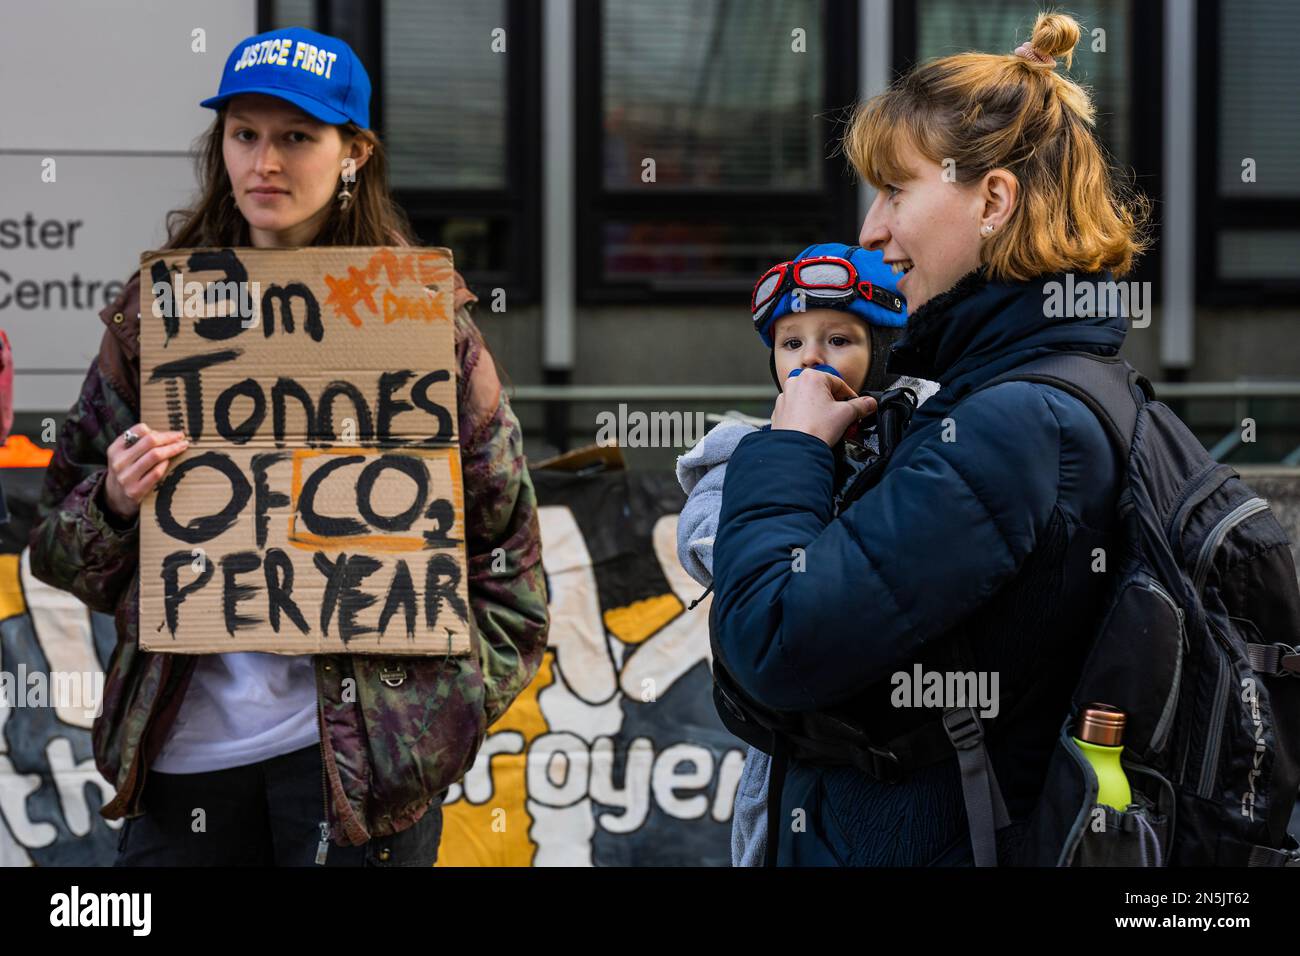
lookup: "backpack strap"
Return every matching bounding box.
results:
[763,736,789,867]
[942,706,1012,866]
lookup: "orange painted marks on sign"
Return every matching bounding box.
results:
[323,249,453,328]
[415,253,452,287]
[323,265,379,328]
[382,289,447,324]
[445,447,463,507]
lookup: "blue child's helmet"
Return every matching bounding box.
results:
[753,243,910,393]
[751,242,907,348]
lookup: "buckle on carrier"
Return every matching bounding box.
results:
[1247,642,1300,677]
[848,743,904,784]
[942,707,985,750]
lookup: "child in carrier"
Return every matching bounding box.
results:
[675,241,939,865]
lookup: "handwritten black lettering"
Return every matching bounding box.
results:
[264,548,309,634]
[188,249,250,341]
[313,551,382,643]
[298,455,367,537]
[377,559,417,640]
[411,369,454,443]
[357,455,427,532]
[161,549,214,637]
[154,451,251,544]
[146,350,241,441]
[271,376,317,447]
[376,370,415,448]
[317,381,374,445]
[251,452,290,548]
[214,378,267,444]
[261,282,322,340]
[220,550,263,635]
[424,553,468,629]
[422,497,460,547]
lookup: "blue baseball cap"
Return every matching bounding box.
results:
[754,242,907,348]
[201,27,371,128]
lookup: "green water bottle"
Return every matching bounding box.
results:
[1073,703,1133,811]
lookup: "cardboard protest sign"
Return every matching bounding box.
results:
[137,247,470,657]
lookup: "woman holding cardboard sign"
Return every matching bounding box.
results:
[29,27,550,867]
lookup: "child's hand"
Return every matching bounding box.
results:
[770,370,876,447]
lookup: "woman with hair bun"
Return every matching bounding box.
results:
[710,11,1151,866]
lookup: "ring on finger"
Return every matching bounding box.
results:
[123,429,140,448]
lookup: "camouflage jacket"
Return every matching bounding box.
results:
[28,268,549,845]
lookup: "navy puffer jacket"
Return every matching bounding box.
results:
[711,268,1127,865]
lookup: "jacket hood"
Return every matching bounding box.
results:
[886,268,1129,394]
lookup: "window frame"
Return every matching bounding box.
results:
[1195,0,1300,305]
[573,0,863,305]
[258,0,542,304]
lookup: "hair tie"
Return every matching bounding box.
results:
[1013,41,1055,67]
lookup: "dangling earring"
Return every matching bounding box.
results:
[338,179,354,211]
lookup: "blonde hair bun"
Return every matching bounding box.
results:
[1029,11,1082,69]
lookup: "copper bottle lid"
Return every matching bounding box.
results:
[1076,703,1126,747]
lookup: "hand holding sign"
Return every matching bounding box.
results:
[104,423,189,520]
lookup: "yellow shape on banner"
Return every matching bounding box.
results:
[0,554,25,621]
[604,593,683,645]
[435,649,557,866]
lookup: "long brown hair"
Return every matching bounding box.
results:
[165,109,416,249]
[162,105,514,400]
[843,11,1149,280]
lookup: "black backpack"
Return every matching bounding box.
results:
[710,352,1300,867]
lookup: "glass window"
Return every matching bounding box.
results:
[266,0,317,30]
[579,0,859,301]
[1198,0,1300,297]
[1218,232,1300,281]
[1216,1,1300,198]
[602,0,825,191]
[261,1,541,300]
[384,0,508,190]
[601,219,832,292]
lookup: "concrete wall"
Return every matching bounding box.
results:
[0,0,258,414]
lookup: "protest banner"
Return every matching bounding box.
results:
[0,469,737,867]
[135,247,470,656]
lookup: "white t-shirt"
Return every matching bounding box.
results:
[151,653,321,773]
